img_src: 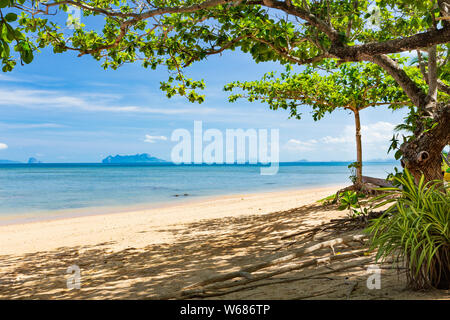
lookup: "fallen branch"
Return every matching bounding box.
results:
[361,176,394,188]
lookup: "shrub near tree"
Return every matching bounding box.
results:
[367,170,450,290]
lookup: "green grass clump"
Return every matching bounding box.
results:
[366,169,449,290]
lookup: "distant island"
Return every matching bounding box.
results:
[0,159,21,164]
[0,157,43,164]
[28,157,42,164]
[102,153,167,164]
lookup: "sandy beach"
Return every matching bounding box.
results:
[0,186,343,255]
[0,185,448,300]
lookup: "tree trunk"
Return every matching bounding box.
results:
[354,110,363,185]
[400,103,450,182]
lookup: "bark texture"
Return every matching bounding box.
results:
[354,110,363,185]
[400,103,450,182]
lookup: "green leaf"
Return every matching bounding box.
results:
[5,13,17,22]
[0,0,9,8]
[276,36,287,48]
[22,50,33,64]
[1,22,15,42]
[20,42,33,64]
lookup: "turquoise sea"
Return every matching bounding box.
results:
[0,162,398,222]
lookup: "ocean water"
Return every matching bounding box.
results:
[0,162,398,221]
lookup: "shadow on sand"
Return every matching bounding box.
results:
[0,203,447,300]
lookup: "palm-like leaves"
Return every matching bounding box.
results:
[365,169,449,289]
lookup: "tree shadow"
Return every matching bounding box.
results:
[2,202,445,300]
[0,203,328,299]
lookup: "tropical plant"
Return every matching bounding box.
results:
[442,151,450,173]
[366,169,450,290]
[336,190,370,218]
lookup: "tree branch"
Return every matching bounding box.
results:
[330,26,450,60]
[364,54,428,109]
[42,0,233,20]
[184,34,249,67]
[248,35,332,64]
[258,0,340,41]
[416,50,450,96]
[427,45,438,102]
[437,80,450,95]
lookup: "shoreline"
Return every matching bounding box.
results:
[0,185,343,256]
[0,183,343,226]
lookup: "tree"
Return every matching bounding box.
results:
[1,0,449,181]
[225,61,411,186]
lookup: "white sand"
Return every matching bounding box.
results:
[0,186,342,256]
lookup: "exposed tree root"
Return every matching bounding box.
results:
[150,205,399,300]
[150,195,415,300]
[191,256,373,296]
[280,221,341,241]
[183,234,366,290]
[155,235,369,300]
[278,213,383,254]
[169,250,368,299]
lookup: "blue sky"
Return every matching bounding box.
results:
[0,36,408,163]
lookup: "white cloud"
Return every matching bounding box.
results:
[284,138,317,152]
[0,74,19,82]
[0,122,64,129]
[321,136,351,144]
[285,121,397,160]
[0,143,8,150]
[0,88,217,115]
[0,74,56,83]
[144,135,168,143]
[321,122,395,145]
[361,121,396,143]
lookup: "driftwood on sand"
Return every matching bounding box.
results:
[361,176,394,188]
